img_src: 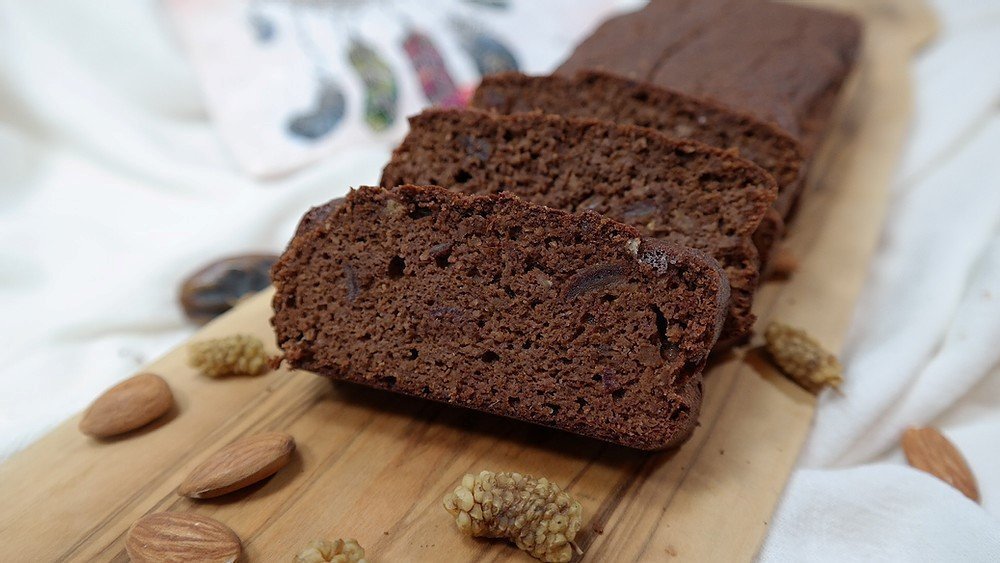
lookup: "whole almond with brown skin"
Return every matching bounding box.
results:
[902,427,980,502]
[178,432,295,498]
[126,512,241,563]
[79,373,173,438]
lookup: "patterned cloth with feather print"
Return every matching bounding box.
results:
[168,0,625,177]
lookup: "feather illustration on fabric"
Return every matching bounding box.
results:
[347,37,398,131]
[167,0,620,175]
[451,17,519,76]
[246,0,276,43]
[286,7,347,141]
[288,79,347,140]
[401,29,462,107]
[462,0,511,9]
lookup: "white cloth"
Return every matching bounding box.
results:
[0,0,998,559]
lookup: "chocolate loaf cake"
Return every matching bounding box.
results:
[380,109,776,347]
[272,185,730,450]
[557,0,862,153]
[470,70,803,259]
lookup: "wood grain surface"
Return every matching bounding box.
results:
[0,1,936,561]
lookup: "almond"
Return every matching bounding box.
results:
[178,432,295,498]
[902,427,980,502]
[126,512,241,563]
[79,373,174,438]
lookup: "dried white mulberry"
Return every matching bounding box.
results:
[294,539,368,563]
[188,334,271,377]
[443,470,583,563]
[764,322,843,393]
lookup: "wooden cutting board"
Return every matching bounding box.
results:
[0,1,936,560]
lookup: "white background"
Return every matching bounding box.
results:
[1,0,998,560]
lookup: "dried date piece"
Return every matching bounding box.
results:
[180,254,279,324]
[562,264,627,301]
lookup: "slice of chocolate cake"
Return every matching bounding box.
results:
[380,109,776,347]
[470,70,803,259]
[272,185,730,450]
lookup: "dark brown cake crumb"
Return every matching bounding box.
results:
[380,109,775,347]
[472,70,803,223]
[271,185,730,450]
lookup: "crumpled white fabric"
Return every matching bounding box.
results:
[1,0,998,559]
[759,1,1000,559]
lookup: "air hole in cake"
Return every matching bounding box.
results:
[467,266,480,278]
[476,319,486,328]
[503,286,516,298]
[421,385,431,395]
[387,256,406,279]
[592,374,603,382]
[612,388,626,400]
[544,403,560,415]
[576,398,588,412]
[670,405,690,421]
[407,348,419,360]
[602,294,617,303]
[697,171,723,185]
[508,397,519,407]
[650,304,669,357]
[429,242,453,268]
[509,226,522,240]
[454,169,472,184]
[716,217,735,237]
[481,350,500,363]
[522,340,532,349]
[382,375,397,388]
[409,205,433,220]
